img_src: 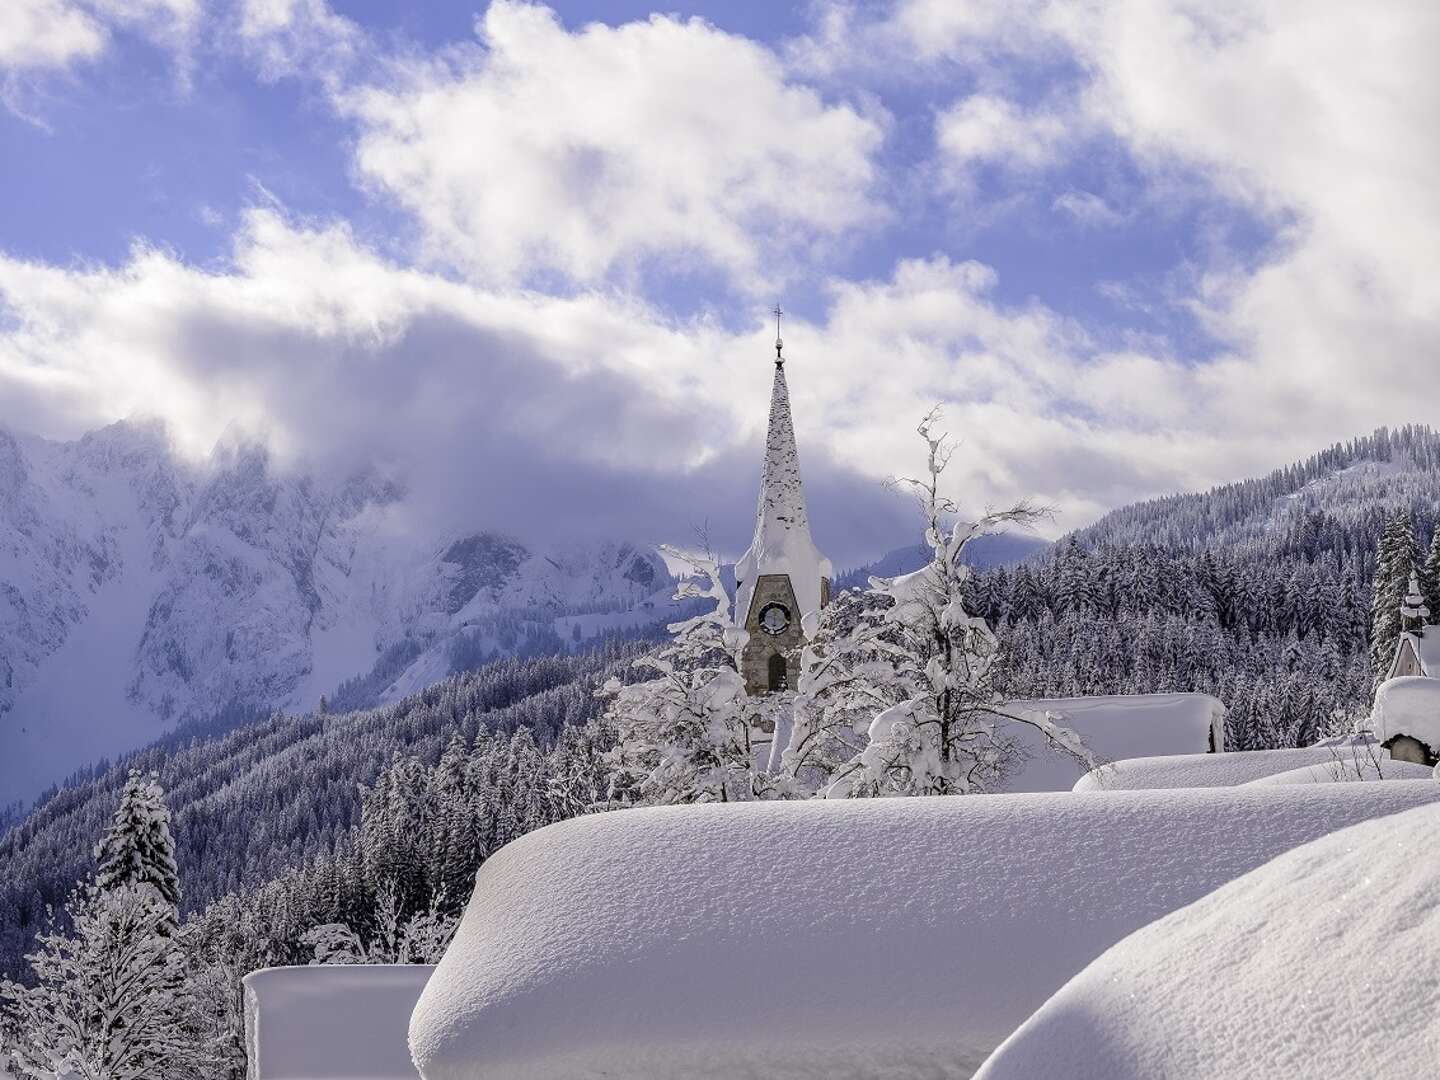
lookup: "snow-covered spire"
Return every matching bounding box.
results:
[734,330,832,632]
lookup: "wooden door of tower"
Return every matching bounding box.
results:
[768,653,788,692]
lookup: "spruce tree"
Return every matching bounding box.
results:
[1369,511,1418,682]
[94,771,181,914]
[1421,529,1440,619]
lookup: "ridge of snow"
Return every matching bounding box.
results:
[409,782,1440,1080]
[974,798,1440,1080]
[1072,743,1382,791]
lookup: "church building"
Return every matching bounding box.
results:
[734,309,832,696]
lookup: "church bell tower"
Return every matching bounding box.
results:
[734,307,832,696]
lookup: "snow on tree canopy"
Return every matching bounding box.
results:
[734,361,831,629]
[1370,675,1440,757]
[243,965,433,1079]
[974,799,1440,1080]
[998,693,1225,793]
[409,784,1440,1080]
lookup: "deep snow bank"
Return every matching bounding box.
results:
[1370,675,1440,756]
[1001,693,1224,792]
[244,964,433,1079]
[974,799,1440,1079]
[409,783,1440,1080]
[1073,744,1376,790]
[1242,756,1434,785]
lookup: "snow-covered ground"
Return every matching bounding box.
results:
[974,798,1440,1079]
[1242,756,1434,785]
[1072,743,1382,790]
[410,782,1440,1080]
[999,693,1224,792]
[244,965,433,1079]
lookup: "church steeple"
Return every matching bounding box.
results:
[734,308,833,695]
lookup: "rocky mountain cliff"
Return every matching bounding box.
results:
[0,420,673,806]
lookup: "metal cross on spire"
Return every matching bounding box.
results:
[773,303,785,367]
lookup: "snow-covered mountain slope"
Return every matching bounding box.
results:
[0,421,674,806]
[1075,424,1440,551]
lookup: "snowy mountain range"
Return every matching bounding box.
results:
[0,420,676,806]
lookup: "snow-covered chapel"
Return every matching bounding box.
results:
[734,310,832,695]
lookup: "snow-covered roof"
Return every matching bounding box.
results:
[409,784,1440,1080]
[1073,744,1378,791]
[244,964,432,1079]
[1370,675,1440,755]
[1000,693,1224,793]
[1389,630,1440,679]
[974,799,1440,1080]
[1241,756,1434,786]
[734,362,832,629]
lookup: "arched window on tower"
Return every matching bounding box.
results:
[768,653,788,692]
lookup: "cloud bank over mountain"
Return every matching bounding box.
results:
[1,0,1436,553]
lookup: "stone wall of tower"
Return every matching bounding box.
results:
[739,573,831,696]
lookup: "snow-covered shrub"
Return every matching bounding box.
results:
[603,548,774,804]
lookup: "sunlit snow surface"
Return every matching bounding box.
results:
[1072,742,1385,790]
[410,784,1440,1080]
[1000,692,1224,792]
[975,798,1440,1079]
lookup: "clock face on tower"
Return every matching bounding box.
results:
[758,602,791,636]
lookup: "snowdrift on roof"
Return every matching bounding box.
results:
[409,783,1440,1080]
[974,798,1440,1080]
[1242,756,1434,786]
[1073,743,1377,790]
[1000,693,1224,792]
[1370,676,1440,755]
[244,964,432,1079]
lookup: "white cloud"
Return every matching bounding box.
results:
[235,0,362,85]
[339,1,887,289]
[935,93,1070,172]
[0,0,199,120]
[0,0,105,73]
[1052,189,1125,228]
[0,209,1287,542]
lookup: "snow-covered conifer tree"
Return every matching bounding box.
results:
[94,770,180,917]
[602,547,768,804]
[793,410,1098,797]
[1421,528,1440,620]
[1370,512,1418,680]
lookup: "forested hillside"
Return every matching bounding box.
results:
[0,642,651,978]
[972,427,1440,748]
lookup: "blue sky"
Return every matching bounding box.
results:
[0,0,1435,561]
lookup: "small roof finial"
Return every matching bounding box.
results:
[773,303,784,367]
